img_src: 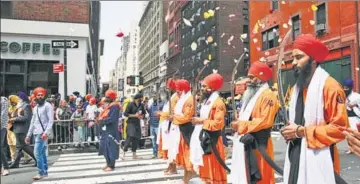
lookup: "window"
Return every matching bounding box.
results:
[316,3,326,34]
[271,1,279,11]
[262,26,279,50]
[292,15,300,40]
[169,32,174,43]
[1,2,12,18]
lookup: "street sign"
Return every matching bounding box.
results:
[51,40,79,48]
[118,79,124,91]
[53,63,64,73]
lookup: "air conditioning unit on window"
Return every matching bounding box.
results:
[316,23,326,35]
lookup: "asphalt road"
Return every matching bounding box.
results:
[1,137,359,184]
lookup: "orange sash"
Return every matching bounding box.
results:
[98,102,121,120]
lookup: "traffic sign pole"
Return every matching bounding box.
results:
[64,39,68,101]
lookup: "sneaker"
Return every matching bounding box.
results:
[2,169,9,176]
[95,136,99,142]
[87,137,92,142]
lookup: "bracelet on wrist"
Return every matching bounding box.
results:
[295,125,303,138]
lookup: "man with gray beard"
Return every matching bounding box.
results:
[231,61,279,184]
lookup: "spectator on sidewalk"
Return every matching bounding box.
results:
[1,95,10,176]
[55,100,72,150]
[9,92,36,168]
[71,105,85,147]
[26,87,54,180]
[85,97,99,143]
[148,96,163,158]
[7,95,19,163]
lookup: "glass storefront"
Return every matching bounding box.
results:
[0,59,59,96]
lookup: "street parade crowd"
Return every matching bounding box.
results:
[1,34,360,184]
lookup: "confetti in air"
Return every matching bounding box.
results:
[311,4,318,12]
[208,54,212,60]
[253,38,258,43]
[204,59,210,65]
[183,18,192,27]
[212,69,218,74]
[204,12,210,19]
[281,0,286,4]
[213,42,217,46]
[356,67,360,71]
[208,9,215,17]
[229,14,235,18]
[278,38,282,43]
[265,51,270,56]
[240,33,247,39]
[309,20,315,25]
[191,42,197,51]
[234,59,239,63]
[215,7,220,10]
[207,36,214,43]
[227,35,234,45]
[256,47,261,51]
[221,33,225,38]
[282,23,289,28]
[260,57,266,62]
[288,19,293,26]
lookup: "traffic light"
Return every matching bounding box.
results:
[126,75,144,86]
[127,76,136,86]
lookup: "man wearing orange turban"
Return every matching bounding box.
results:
[191,73,228,183]
[156,78,179,175]
[98,90,121,171]
[168,79,195,183]
[281,34,348,183]
[231,62,279,184]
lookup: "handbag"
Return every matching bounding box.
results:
[36,106,54,139]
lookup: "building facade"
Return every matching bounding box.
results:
[124,25,140,98]
[138,1,168,95]
[159,40,169,90]
[166,1,188,79]
[0,1,101,97]
[249,1,360,91]
[180,1,250,93]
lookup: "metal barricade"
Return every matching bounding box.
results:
[47,119,100,149]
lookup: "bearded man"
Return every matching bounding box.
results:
[168,79,195,184]
[191,73,227,184]
[231,61,279,184]
[281,34,349,184]
[156,78,179,175]
[98,90,121,171]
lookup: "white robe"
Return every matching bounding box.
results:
[190,92,219,173]
[284,66,335,184]
[230,83,269,184]
[346,91,360,130]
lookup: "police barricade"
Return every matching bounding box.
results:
[47,119,100,150]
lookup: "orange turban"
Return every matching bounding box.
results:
[33,87,47,96]
[248,61,273,82]
[176,79,191,92]
[105,90,117,100]
[203,73,224,90]
[85,94,93,101]
[89,97,96,105]
[166,78,176,90]
[293,34,329,63]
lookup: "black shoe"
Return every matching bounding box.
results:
[9,164,19,169]
[22,158,33,165]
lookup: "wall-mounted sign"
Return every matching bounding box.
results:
[53,63,64,73]
[0,41,60,55]
[51,40,79,49]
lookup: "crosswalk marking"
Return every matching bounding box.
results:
[33,148,283,184]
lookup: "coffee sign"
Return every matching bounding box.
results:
[1,41,60,55]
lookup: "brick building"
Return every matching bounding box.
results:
[166,1,188,79]
[180,1,249,93]
[249,1,360,90]
[0,1,102,97]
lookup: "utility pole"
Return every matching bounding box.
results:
[64,39,68,101]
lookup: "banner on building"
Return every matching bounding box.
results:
[118,78,124,91]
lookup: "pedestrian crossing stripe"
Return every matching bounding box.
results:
[32,149,283,184]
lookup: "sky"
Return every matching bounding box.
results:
[99,1,145,83]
